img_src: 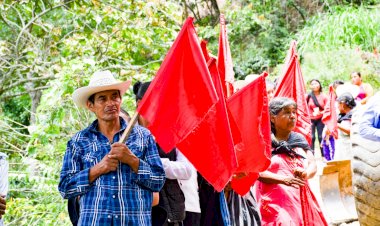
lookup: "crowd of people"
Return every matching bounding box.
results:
[53,69,380,226]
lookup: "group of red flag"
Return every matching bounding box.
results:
[137,17,329,195]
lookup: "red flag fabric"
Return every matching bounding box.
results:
[227,72,272,195]
[177,57,237,192]
[200,40,211,62]
[274,41,312,144]
[137,17,218,152]
[218,14,235,98]
[322,85,338,139]
[202,40,242,146]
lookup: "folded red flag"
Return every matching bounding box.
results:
[137,17,218,152]
[178,57,237,192]
[322,85,338,139]
[227,72,272,195]
[274,41,312,144]
[218,14,235,98]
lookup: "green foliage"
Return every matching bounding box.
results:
[296,6,380,91]
[197,2,287,77]
[297,6,380,53]
[1,95,31,126]
[0,0,184,224]
[300,49,380,90]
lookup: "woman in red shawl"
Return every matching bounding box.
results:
[255,97,327,225]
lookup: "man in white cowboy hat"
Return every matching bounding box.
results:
[58,70,165,226]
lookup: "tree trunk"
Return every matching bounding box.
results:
[29,89,42,125]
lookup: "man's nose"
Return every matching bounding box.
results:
[105,98,117,105]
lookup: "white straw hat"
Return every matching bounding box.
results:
[72,70,131,108]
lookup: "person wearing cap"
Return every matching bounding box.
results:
[335,92,357,160]
[58,71,165,226]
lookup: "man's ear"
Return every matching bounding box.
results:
[86,101,95,113]
[270,114,276,124]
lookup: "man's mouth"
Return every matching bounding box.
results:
[105,109,117,113]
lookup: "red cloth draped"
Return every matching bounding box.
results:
[322,85,338,139]
[274,41,312,144]
[300,185,329,226]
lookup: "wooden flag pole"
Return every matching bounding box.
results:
[119,111,139,143]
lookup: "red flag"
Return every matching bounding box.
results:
[177,57,237,192]
[274,41,312,144]
[227,72,272,195]
[218,14,235,98]
[137,17,218,152]
[322,85,338,139]
[200,40,211,62]
[202,40,242,146]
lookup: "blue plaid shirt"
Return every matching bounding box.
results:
[58,118,165,226]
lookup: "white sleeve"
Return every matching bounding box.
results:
[0,153,8,196]
[161,149,192,180]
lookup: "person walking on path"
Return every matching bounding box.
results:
[307,79,328,157]
[255,97,327,225]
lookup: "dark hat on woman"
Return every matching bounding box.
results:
[133,81,151,100]
[337,92,356,109]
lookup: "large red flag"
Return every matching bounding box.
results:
[177,57,237,192]
[274,41,312,144]
[227,72,272,195]
[202,39,242,145]
[322,85,338,139]
[137,17,218,152]
[218,14,235,98]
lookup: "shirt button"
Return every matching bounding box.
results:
[115,215,119,219]
[112,176,116,179]
[108,215,111,218]
[112,195,116,198]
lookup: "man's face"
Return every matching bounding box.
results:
[87,90,121,122]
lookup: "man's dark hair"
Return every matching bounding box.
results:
[87,90,121,104]
[133,81,151,101]
[88,93,95,104]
